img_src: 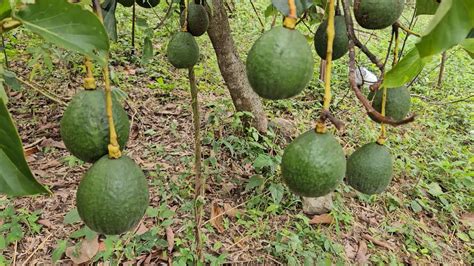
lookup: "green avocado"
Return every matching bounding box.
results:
[167,31,199,68]
[354,0,405,29]
[281,130,346,197]
[371,86,411,122]
[314,16,349,60]
[346,142,393,194]
[60,90,130,163]
[76,155,149,235]
[118,0,134,7]
[246,26,314,100]
[181,3,209,37]
[136,0,159,8]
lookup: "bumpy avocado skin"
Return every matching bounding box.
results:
[167,32,199,68]
[354,0,405,29]
[281,130,346,197]
[372,87,411,122]
[76,155,149,235]
[314,16,349,60]
[136,0,160,8]
[181,3,209,37]
[60,90,130,163]
[118,0,134,7]
[346,142,393,195]
[246,26,314,100]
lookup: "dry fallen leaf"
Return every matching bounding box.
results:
[38,219,53,228]
[223,203,243,218]
[460,213,474,227]
[166,227,175,253]
[211,201,225,233]
[136,223,149,235]
[309,213,334,225]
[355,240,368,264]
[65,236,99,264]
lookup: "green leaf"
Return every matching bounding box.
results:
[410,200,422,213]
[0,98,48,196]
[101,0,118,41]
[427,182,443,197]
[416,0,474,59]
[51,240,68,263]
[461,38,474,58]
[245,175,264,192]
[13,0,109,65]
[0,0,11,21]
[3,69,21,91]
[271,0,313,17]
[269,183,284,204]
[456,232,471,242]
[0,82,7,104]
[253,154,274,170]
[141,36,153,64]
[415,0,440,16]
[383,48,427,88]
[63,208,81,224]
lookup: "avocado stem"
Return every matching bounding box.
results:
[283,0,297,29]
[83,57,96,90]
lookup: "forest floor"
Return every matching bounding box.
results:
[1,1,473,265]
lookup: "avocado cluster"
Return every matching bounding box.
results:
[167,3,209,68]
[281,130,346,197]
[246,26,314,100]
[61,89,149,235]
[354,0,405,29]
[346,142,393,195]
[370,87,411,123]
[314,16,349,61]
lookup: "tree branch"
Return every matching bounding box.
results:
[342,0,415,127]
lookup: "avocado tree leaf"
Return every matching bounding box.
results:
[272,0,313,17]
[0,98,49,196]
[0,0,11,21]
[383,48,428,88]
[3,69,21,91]
[461,38,474,59]
[13,0,109,65]
[415,0,474,59]
[141,36,153,64]
[101,0,118,42]
[0,83,7,104]
[415,0,440,16]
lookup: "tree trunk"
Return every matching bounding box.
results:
[207,0,268,133]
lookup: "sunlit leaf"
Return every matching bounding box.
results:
[383,48,427,88]
[13,0,109,65]
[0,0,11,21]
[416,0,474,59]
[102,0,118,41]
[415,0,440,16]
[0,98,49,196]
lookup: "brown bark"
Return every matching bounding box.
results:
[207,0,268,133]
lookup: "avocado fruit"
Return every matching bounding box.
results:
[314,16,349,60]
[181,3,209,37]
[346,142,393,194]
[118,0,134,7]
[371,87,411,122]
[136,0,160,8]
[354,0,405,29]
[281,130,346,197]
[246,26,314,100]
[167,31,199,68]
[60,90,130,163]
[76,155,149,235]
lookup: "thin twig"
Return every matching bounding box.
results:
[342,0,415,126]
[362,234,394,250]
[249,0,265,32]
[23,233,53,264]
[1,34,9,68]
[399,9,417,59]
[395,21,421,37]
[189,66,204,262]
[17,77,67,106]
[154,1,174,30]
[131,1,136,53]
[437,51,447,88]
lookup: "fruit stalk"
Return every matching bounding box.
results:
[377,86,387,145]
[84,57,96,90]
[316,0,335,133]
[392,26,399,67]
[283,0,297,29]
[189,67,204,262]
[92,0,122,158]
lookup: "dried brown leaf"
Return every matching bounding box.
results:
[211,201,225,233]
[355,240,368,264]
[38,219,53,228]
[460,213,474,227]
[166,227,175,252]
[309,213,334,225]
[65,236,99,264]
[136,223,149,235]
[223,203,243,218]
